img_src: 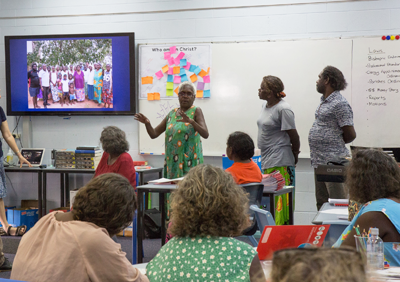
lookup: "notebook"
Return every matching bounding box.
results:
[257,225,330,260]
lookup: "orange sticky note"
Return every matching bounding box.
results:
[196,90,203,98]
[147,93,154,100]
[206,67,210,75]
[174,87,179,95]
[154,93,160,100]
[141,76,153,85]
[198,70,207,77]
[190,74,198,83]
[173,66,180,74]
[162,65,169,73]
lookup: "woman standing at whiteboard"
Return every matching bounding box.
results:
[135,81,209,179]
[257,76,300,225]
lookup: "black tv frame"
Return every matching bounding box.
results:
[5,32,136,116]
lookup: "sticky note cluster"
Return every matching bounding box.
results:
[147,93,160,100]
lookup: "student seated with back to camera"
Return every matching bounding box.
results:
[11,173,149,282]
[146,164,266,282]
[225,131,262,184]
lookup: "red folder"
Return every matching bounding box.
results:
[257,225,330,260]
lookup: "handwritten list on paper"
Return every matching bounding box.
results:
[352,38,400,147]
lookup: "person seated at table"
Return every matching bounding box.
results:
[225,131,262,184]
[11,173,149,282]
[146,164,266,282]
[94,126,136,188]
[333,149,400,266]
[270,247,366,282]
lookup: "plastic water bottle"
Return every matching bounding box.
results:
[6,148,13,165]
[366,227,384,270]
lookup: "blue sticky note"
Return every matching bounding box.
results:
[203,90,210,98]
[189,65,197,72]
[193,66,201,75]
[167,75,173,82]
[180,59,187,67]
[179,68,186,76]
[181,74,188,82]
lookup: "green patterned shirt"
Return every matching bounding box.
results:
[146,235,257,282]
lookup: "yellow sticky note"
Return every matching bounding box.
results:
[162,65,169,73]
[154,93,160,100]
[174,87,179,95]
[190,74,198,83]
[198,70,207,77]
[141,76,153,85]
[147,93,154,100]
[166,82,174,90]
[173,66,180,74]
[166,89,174,96]
[196,90,203,98]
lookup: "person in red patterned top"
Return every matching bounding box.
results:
[94,126,136,188]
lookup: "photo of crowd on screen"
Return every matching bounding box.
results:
[26,39,113,110]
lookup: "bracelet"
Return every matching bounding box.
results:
[14,150,20,154]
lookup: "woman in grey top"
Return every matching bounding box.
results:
[257,75,300,225]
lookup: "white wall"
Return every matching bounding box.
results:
[0,0,398,221]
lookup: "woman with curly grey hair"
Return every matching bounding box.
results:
[11,173,149,282]
[146,164,266,282]
[94,126,136,188]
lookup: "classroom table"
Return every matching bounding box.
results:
[42,168,95,213]
[312,202,351,247]
[135,167,163,209]
[136,183,175,263]
[4,167,43,217]
[263,187,295,225]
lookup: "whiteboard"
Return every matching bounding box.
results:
[139,44,211,99]
[352,37,400,147]
[138,39,353,157]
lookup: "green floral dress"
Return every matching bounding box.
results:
[146,235,257,282]
[164,105,203,179]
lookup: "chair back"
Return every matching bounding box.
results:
[249,205,275,232]
[240,183,264,235]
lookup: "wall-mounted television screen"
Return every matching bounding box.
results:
[5,33,135,116]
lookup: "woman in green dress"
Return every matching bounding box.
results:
[135,81,209,179]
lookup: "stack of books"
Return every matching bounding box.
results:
[75,146,102,169]
[55,149,76,169]
[261,171,285,192]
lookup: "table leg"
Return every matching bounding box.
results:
[160,193,166,246]
[60,173,65,207]
[137,190,144,263]
[289,190,294,225]
[65,173,69,207]
[38,171,42,218]
[269,194,275,219]
[43,172,47,216]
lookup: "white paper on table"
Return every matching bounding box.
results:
[319,208,348,216]
[328,198,349,205]
[147,177,184,184]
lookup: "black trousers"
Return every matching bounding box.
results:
[42,86,50,104]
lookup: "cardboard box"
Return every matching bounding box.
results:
[7,208,39,231]
[21,200,38,209]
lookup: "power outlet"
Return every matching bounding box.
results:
[13,134,21,139]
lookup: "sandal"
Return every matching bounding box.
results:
[7,225,27,236]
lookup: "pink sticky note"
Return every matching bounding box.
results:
[183,62,191,70]
[170,46,177,54]
[168,57,174,66]
[203,75,210,83]
[174,57,180,65]
[168,68,173,75]
[177,52,185,60]
[164,52,171,59]
[173,76,181,84]
[155,70,163,80]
